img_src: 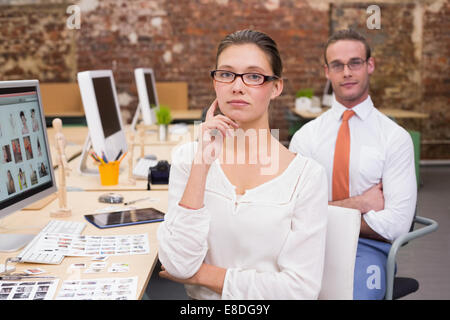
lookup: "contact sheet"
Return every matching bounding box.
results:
[33,233,150,257]
[0,279,59,300]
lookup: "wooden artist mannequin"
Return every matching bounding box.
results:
[50,118,72,217]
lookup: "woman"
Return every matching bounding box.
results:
[157,30,328,300]
[20,111,29,135]
[7,170,16,195]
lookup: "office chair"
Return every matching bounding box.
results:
[385,214,438,299]
[319,205,361,299]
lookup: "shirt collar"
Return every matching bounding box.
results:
[331,95,374,121]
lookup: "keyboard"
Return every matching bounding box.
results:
[133,158,158,179]
[17,220,86,265]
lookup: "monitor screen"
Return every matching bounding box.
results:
[92,77,121,139]
[144,73,158,108]
[0,85,54,211]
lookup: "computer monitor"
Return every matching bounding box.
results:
[131,68,159,129]
[0,80,57,252]
[77,70,128,174]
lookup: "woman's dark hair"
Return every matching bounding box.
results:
[216,29,283,78]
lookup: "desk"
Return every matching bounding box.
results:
[46,124,196,191]
[171,109,202,122]
[0,190,168,300]
[377,108,429,119]
[47,124,197,148]
[65,128,195,191]
[292,107,430,120]
[65,144,176,191]
[292,108,328,119]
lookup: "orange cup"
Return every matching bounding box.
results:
[98,161,120,186]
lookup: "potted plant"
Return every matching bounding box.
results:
[295,88,313,112]
[295,88,321,113]
[155,105,172,141]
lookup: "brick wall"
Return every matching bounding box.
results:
[330,0,450,159]
[0,0,448,158]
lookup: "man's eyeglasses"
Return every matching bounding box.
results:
[210,70,279,86]
[327,58,368,73]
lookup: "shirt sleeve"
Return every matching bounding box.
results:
[363,129,417,241]
[288,123,314,158]
[157,142,211,279]
[221,162,328,299]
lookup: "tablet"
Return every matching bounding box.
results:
[84,207,165,229]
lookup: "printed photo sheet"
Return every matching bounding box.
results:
[56,277,138,300]
[0,279,59,300]
[32,233,149,256]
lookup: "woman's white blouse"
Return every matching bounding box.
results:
[157,142,328,300]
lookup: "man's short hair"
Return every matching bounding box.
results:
[323,29,372,65]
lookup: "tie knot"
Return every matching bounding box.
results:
[342,110,355,121]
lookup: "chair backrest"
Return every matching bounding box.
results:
[318,205,361,300]
[156,81,188,110]
[40,82,84,117]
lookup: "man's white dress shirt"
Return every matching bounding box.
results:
[157,141,328,300]
[289,96,417,241]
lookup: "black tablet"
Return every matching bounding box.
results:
[84,207,165,229]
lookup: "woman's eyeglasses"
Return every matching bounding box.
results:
[210,70,279,86]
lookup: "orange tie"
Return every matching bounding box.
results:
[332,109,355,201]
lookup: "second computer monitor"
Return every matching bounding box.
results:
[134,68,159,125]
[77,70,127,163]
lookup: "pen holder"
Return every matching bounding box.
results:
[98,161,120,186]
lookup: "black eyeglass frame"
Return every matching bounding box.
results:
[210,70,280,86]
[326,58,369,73]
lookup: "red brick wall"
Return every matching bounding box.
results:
[76,0,329,141]
[0,0,448,158]
[330,1,450,159]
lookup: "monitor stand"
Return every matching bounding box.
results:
[0,234,35,253]
[130,103,142,132]
[78,134,99,175]
[78,133,126,176]
[130,104,158,162]
[130,103,157,134]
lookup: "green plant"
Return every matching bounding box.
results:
[155,105,172,125]
[295,88,314,99]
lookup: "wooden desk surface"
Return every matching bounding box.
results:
[378,108,429,119]
[0,190,168,300]
[292,107,429,120]
[171,109,202,121]
[47,124,197,149]
[292,108,328,119]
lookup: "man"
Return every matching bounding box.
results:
[289,29,417,299]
